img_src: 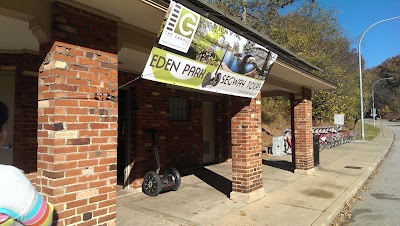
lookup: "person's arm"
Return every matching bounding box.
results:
[0,165,54,226]
[17,193,54,226]
[0,213,14,226]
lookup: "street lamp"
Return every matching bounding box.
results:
[371,77,393,126]
[358,15,400,140]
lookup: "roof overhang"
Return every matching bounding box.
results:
[0,0,337,96]
[262,59,336,96]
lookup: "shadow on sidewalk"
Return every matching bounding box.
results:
[262,159,294,172]
[192,167,232,197]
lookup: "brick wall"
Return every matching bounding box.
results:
[118,72,231,188]
[0,52,41,182]
[231,93,263,193]
[293,99,314,170]
[35,2,120,224]
[37,41,118,225]
[53,2,118,54]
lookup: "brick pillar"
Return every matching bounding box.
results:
[293,98,315,175]
[230,92,265,203]
[37,41,118,225]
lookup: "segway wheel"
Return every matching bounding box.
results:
[163,168,181,191]
[142,171,162,196]
[201,72,212,88]
[212,72,221,86]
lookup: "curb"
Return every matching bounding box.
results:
[311,129,395,226]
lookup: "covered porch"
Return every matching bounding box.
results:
[0,0,335,225]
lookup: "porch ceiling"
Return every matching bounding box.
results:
[0,0,336,95]
[0,14,39,52]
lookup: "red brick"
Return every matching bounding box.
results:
[77,159,99,167]
[98,185,115,194]
[78,174,99,183]
[41,186,65,196]
[93,208,107,217]
[65,168,82,177]
[77,219,96,226]
[65,152,88,161]
[66,199,88,209]
[66,183,89,193]
[49,115,78,123]
[79,101,98,108]
[93,165,108,173]
[89,123,109,129]
[79,130,98,137]
[49,193,77,204]
[57,209,76,220]
[87,151,106,159]
[79,57,100,67]
[89,194,107,203]
[98,213,116,224]
[90,67,109,75]
[89,180,107,189]
[67,123,88,130]
[48,161,78,171]
[99,157,116,165]
[91,137,108,143]
[78,115,100,123]
[69,49,84,57]
[64,216,82,225]
[49,84,77,92]
[51,146,78,154]
[51,52,77,63]
[77,203,97,214]
[66,108,88,115]
[98,199,115,208]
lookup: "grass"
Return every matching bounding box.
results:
[352,121,381,141]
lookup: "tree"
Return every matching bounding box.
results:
[209,0,297,28]
[267,1,365,123]
[369,55,400,118]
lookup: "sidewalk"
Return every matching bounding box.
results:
[117,126,394,226]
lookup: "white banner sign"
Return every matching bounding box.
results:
[141,1,278,98]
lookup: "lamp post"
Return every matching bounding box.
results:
[371,77,393,126]
[358,15,400,140]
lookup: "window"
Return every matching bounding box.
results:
[169,98,189,121]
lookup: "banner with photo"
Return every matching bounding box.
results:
[142,1,278,98]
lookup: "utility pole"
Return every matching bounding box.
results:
[358,15,400,140]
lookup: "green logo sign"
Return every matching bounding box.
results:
[174,8,199,38]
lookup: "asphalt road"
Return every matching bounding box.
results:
[348,120,400,225]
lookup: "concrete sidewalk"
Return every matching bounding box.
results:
[117,125,394,226]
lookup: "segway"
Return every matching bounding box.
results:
[142,129,181,196]
[201,72,221,88]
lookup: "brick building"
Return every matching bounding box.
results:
[0,0,335,225]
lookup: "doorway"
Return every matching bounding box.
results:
[117,89,130,188]
[0,72,15,165]
[203,101,215,164]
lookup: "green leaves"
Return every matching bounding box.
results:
[370,56,400,118]
[209,0,398,122]
[267,2,363,122]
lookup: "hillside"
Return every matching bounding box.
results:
[368,55,400,120]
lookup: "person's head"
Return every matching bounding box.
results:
[0,100,9,147]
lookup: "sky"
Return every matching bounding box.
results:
[281,0,400,69]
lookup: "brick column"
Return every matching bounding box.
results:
[230,93,265,203]
[37,41,118,225]
[293,99,315,175]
